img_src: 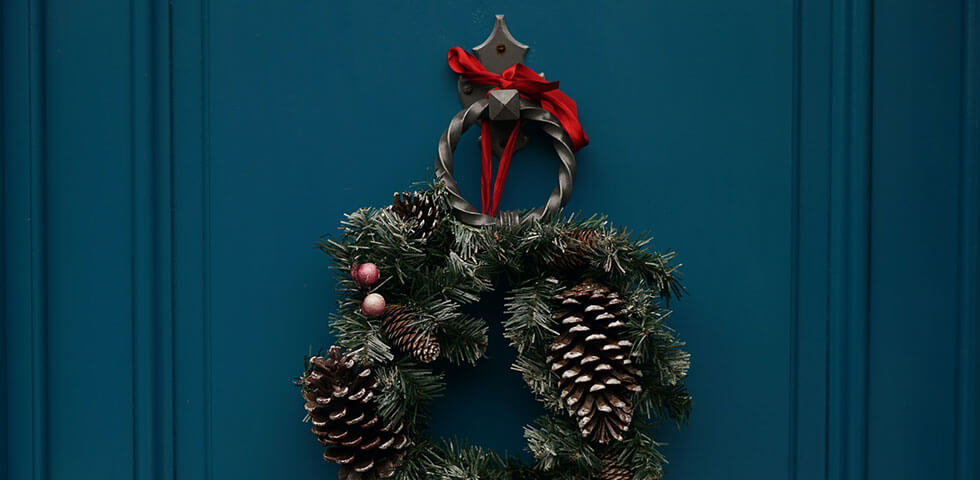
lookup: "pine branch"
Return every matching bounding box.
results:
[616,425,668,480]
[438,314,489,366]
[375,359,445,432]
[503,277,563,354]
[511,351,563,414]
[428,440,510,480]
[389,440,443,480]
[328,311,393,364]
[524,416,600,474]
[634,380,693,426]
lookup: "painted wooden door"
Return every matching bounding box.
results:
[3,1,978,479]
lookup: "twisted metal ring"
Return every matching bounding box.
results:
[435,98,577,227]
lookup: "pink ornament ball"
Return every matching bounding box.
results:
[361,293,386,317]
[355,263,380,288]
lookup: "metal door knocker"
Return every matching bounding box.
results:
[436,15,587,227]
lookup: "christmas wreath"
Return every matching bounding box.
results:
[298,28,690,480]
[298,184,691,480]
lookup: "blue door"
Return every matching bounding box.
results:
[3,1,977,479]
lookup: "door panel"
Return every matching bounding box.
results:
[868,1,967,479]
[2,1,977,479]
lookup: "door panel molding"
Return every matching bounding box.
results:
[2,1,48,479]
[826,0,874,479]
[957,2,979,479]
[795,0,834,478]
[171,0,213,479]
[130,0,176,479]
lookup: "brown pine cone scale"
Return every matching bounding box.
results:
[599,453,636,480]
[550,228,600,272]
[381,305,440,363]
[391,191,440,241]
[549,281,641,444]
[302,346,410,480]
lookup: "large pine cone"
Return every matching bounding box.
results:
[549,281,641,444]
[302,346,410,480]
[390,191,440,241]
[598,454,635,480]
[382,305,440,363]
[549,229,600,272]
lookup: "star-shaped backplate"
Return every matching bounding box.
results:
[456,15,532,156]
[472,14,529,74]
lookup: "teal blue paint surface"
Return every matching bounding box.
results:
[2,1,977,479]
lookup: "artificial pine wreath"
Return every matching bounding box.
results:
[298,184,691,480]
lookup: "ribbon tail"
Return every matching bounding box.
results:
[480,120,493,214]
[490,119,522,217]
[541,93,590,151]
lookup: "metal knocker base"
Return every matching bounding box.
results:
[434,97,577,227]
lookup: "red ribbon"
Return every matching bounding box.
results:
[448,46,589,216]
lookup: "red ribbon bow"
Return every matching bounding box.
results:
[448,46,589,216]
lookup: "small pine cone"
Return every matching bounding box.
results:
[381,305,440,363]
[549,281,642,444]
[599,454,635,480]
[549,229,600,272]
[391,191,440,241]
[302,346,410,480]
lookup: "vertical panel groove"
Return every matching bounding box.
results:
[0,5,6,475]
[130,1,147,478]
[131,0,175,478]
[30,0,48,478]
[1,4,6,475]
[855,9,872,475]
[171,0,210,476]
[789,0,802,478]
[167,2,179,479]
[827,0,873,478]
[956,0,979,478]
[202,0,213,477]
[795,0,835,477]
[156,1,176,479]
